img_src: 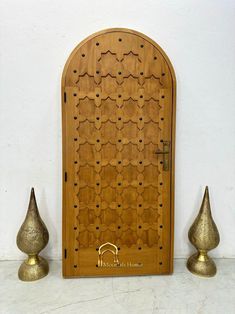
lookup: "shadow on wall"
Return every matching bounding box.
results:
[39,189,59,260]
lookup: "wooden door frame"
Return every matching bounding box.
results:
[61,28,176,275]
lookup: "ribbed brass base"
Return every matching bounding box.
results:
[187,251,216,277]
[18,255,49,281]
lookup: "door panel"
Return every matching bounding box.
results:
[62,29,176,277]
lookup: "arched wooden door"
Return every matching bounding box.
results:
[62,28,176,277]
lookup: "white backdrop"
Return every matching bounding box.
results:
[0,0,235,260]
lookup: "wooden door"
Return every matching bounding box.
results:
[62,28,176,277]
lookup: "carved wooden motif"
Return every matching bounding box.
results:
[62,28,176,277]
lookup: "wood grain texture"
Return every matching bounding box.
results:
[62,28,176,277]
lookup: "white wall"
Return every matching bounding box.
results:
[0,0,235,260]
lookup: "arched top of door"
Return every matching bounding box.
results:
[62,28,176,89]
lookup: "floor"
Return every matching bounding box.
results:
[0,259,234,314]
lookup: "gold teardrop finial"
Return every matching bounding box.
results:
[16,188,49,281]
[187,186,220,277]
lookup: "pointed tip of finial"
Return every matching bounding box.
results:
[28,187,38,211]
[30,187,35,198]
[201,186,211,214]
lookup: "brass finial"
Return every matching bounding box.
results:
[16,188,49,281]
[187,186,220,277]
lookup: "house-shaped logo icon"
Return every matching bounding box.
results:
[97,242,120,267]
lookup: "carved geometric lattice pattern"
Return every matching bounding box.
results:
[62,29,175,277]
